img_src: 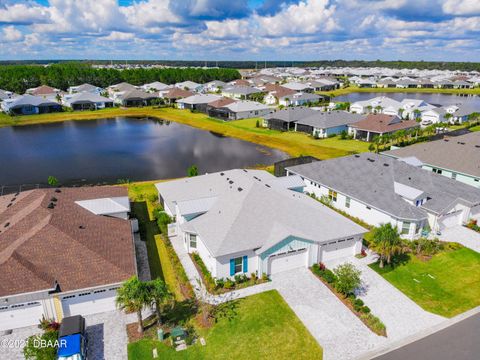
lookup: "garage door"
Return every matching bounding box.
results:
[439,211,462,230]
[269,249,307,275]
[321,238,356,262]
[0,301,44,331]
[62,287,118,317]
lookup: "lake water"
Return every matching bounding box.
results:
[335,92,480,107]
[0,117,287,188]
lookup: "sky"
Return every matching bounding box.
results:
[0,0,479,61]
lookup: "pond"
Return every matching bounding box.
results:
[335,92,480,107]
[0,117,287,189]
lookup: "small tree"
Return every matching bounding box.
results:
[147,278,172,325]
[333,263,362,296]
[47,176,59,187]
[23,329,59,360]
[371,223,405,268]
[116,276,150,334]
[187,165,199,177]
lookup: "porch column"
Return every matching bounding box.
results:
[366,131,370,142]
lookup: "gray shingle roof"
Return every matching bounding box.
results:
[384,131,480,178]
[287,153,480,219]
[156,169,366,257]
[264,107,317,123]
[296,111,366,129]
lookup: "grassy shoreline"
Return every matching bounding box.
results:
[0,107,369,159]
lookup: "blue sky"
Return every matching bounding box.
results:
[0,0,479,61]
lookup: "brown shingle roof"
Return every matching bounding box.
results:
[264,84,296,99]
[29,85,58,96]
[350,114,419,133]
[208,97,236,108]
[0,187,136,297]
[163,88,194,99]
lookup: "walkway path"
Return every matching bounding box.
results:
[325,255,445,342]
[439,225,480,253]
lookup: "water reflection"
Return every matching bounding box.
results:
[0,117,287,186]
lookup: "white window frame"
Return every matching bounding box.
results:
[189,233,197,249]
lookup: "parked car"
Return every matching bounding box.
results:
[57,315,88,360]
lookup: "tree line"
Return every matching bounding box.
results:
[2,59,480,72]
[0,63,241,94]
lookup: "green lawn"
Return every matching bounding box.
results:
[370,248,480,317]
[128,291,322,360]
[469,125,480,132]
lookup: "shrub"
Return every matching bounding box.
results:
[255,119,260,128]
[319,262,326,271]
[215,278,225,289]
[411,238,444,256]
[361,306,371,314]
[354,298,364,307]
[321,269,337,284]
[147,193,159,203]
[250,272,258,282]
[445,242,463,251]
[262,273,269,282]
[333,263,362,296]
[224,279,234,289]
[361,313,386,335]
[327,133,337,138]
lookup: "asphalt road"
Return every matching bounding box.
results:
[374,313,480,360]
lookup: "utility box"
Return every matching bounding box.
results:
[157,328,164,341]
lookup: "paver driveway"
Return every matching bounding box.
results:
[325,257,445,342]
[439,225,480,253]
[272,267,386,360]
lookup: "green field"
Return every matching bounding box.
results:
[370,248,480,318]
[128,290,322,360]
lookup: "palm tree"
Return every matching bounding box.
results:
[116,276,150,334]
[147,278,172,326]
[371,224,405,268]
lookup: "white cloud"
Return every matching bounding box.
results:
[443,0,480,16]
[256,0,338,36]
[101,31,135,41]
[0,3,50,24]
[2,25,23,42]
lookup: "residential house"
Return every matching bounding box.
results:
[286,153,480,238]
[107,82,138,101]
[176,94,222,112]
[26,85,61,99]
[0,187,137,331]
[384,131,480,188]
[279,92,322,107]
[263,107,317,131]
[175,81,203,92]
[1,94,62,115]
[350,96,402,116]
[421,107,448,125]
[295,111,367,137]
[204,80,226,93]
[160,88,194,104]
[155,169,366,279]
[282,82,313,92]
[399,99,435,120]
[63,92,114,111]
[67,83,103,95]
[205,97,237,119]
[142,81,169,92]
[348,114,419,141]
[307,79,340,91]
[221,85,263,100]
[263,84,296,105]
[116,89,158,107]
[219,100,272,120]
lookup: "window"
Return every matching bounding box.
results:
[328,189,337,202]
[345,197,351,208]
[451,173,457,180]
[475,179,479,182]
[401,221,411,235]
[366,206,371,210]
[415,200,421,206]
[189,234,197,249]
[432,168,442,175]
[234,257,243,274]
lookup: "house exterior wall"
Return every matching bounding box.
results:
[231,108,271,120]
[215,250,258,279]
[290,172,424,240]
[421,164,480,189]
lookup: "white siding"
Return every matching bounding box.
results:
[215,250,258,279]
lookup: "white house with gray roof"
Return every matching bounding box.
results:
[286,153,480,238]
[155,169,366,278]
